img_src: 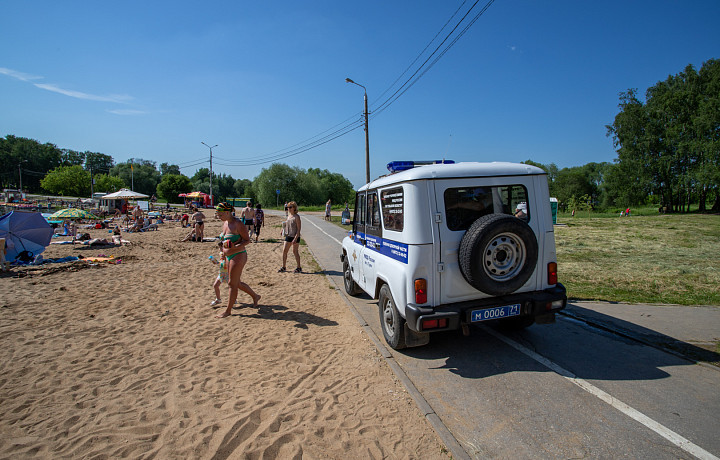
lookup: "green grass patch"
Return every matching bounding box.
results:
[556,214,720,305]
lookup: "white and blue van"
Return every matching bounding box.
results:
[341,160,567,349]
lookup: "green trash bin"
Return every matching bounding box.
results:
[550,198,558,224]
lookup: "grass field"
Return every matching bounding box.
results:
[555,214,720,306]
[327,208,719,306]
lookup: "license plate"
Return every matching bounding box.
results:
[470,304,521,322]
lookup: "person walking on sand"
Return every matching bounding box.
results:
[253,203,264,243]
[241,202,255,235]
[215,202,260,318]
[279,201,302,273]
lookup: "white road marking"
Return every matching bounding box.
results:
[481,325,719,460]
[305,217,344,245]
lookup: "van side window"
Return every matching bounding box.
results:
[354,193,366,227]
[381,187,404,232]
[365,191,382,237]
[444,185,529,231]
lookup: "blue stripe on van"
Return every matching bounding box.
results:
[354,232,409,264]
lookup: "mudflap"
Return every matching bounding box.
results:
[404,324,430,347]
[535,312,556,324]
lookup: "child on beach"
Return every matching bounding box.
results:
[209,242,229,306]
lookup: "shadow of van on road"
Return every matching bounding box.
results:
[398,309,718,382]
[561,304,720,367]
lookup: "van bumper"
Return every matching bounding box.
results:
[404,284,567,333]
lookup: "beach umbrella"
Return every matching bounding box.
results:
[102,188,149,199]
[49,208,100,220]
[185,191,208,198]
[0,211,53,262]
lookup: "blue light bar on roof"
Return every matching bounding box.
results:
[386,160,455,173]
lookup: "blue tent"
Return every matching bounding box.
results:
[0,211,53,263]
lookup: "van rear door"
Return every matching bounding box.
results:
[432,177,542,305]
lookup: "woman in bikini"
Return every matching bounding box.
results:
[214,202,261,318]
[279,201,302,273]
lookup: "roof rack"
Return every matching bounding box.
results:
[386,160,455,173]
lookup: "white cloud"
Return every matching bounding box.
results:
[508,45,517,52]
[33,83,133,103]
[107,109,146,115]
[0,67,42,82]
[1,66,133,104]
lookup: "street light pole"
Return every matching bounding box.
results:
[345,78,370,184]
[201,142,218,206]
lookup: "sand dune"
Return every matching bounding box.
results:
[0,214,447,459]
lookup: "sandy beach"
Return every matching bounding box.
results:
[0,213,447,459]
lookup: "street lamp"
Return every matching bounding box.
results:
[346,77,370,184]
[201,142,218,206]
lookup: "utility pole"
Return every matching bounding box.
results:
[202,142,218,206]
[345,78,370,184]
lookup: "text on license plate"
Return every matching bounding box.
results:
[471,304,521,322]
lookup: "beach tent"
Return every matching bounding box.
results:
[102,188,149,199]
[0,211,53,262]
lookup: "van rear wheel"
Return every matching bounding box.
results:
[379,284,407,350]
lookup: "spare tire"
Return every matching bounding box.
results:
[458,213,538,296]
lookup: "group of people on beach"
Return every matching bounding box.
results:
[209,200,301,319]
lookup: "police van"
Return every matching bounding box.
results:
[340,160,567,349]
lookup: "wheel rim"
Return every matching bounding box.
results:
[344,262,352,289]
[482,232,526,282]
[382,297,396,338]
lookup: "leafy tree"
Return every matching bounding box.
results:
[110,159,161,196]
[234,179,254,200]
[93,174,125,194]
[213,173,236,202]
[40,165,91,197]
[85,152,114,174]
[160,162,181,176]
[253,163,304,206]
[606,59,720,212]
[61,149,85,166]
[156,174,192,203]
[553,167,596,211]
[0,135,63,192]
[307,168,355,206]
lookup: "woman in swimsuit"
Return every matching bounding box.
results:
[214,202,261,318]
[192,210,206,241]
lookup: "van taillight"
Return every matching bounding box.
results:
[548,262,557,285]
[415,279,427,304]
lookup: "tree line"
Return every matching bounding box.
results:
[526,59,719,213]
[0,135,355,207]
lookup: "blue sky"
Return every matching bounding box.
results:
[2,0,718,188]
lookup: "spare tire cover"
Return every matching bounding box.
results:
[458,213,538,296]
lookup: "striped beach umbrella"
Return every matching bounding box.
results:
[49,208,100,220]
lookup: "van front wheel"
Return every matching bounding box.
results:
[379,285,407,350]
[343,257,361,296]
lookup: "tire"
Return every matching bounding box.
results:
[459,214,538,296]
[343,257,361,296]
[378,284,407,350]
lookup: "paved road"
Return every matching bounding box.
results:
[285,211,720,460]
